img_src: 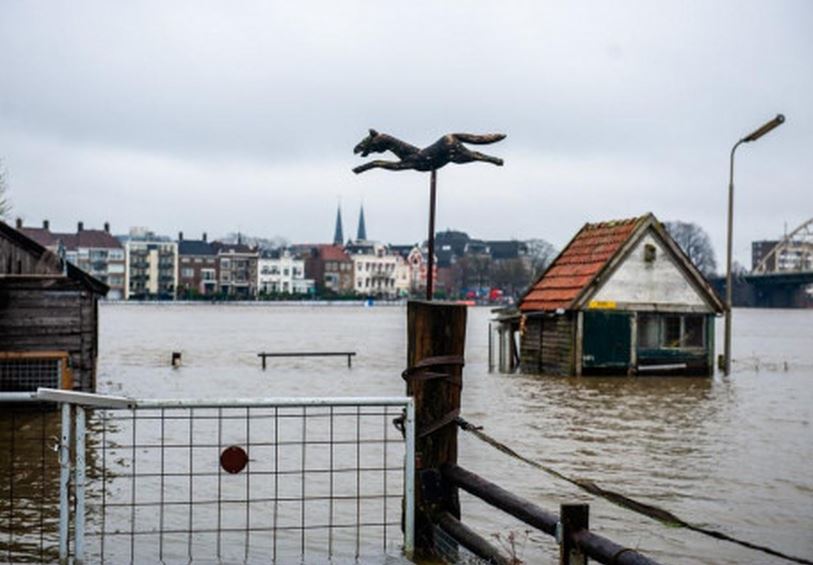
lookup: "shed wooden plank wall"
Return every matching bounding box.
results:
[0,279,98,391]
[541,314,575,376]
[519,317,542,373]
[0,236,62,275]
[519,314,576,375]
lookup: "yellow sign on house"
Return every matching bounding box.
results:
[588,300,617,310]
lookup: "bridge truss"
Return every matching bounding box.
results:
[753,217,813,274]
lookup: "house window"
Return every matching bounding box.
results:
[638,315,659,348]
[638,314,705,350]
[683,316,705,347]
[663,316,681,347]
[181,268,194,278]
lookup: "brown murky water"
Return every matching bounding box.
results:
[3,304,812,563]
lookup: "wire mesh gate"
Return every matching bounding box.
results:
[34,389,415,564]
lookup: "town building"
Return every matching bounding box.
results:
[391,244,436,296]
[122,228,178,300]
[16,219,126,299]
[302,244,354,296]
[346,240,402,298]
[258,248,314,295]
[1,220,108,392]
[510,214,724,376]
[211,240,259,298]
[177,232,218,298]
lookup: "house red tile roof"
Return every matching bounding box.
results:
[74,230,122,249]
[317,244,351,262]
[18,227,56,247]
[19,227,122,250]
[520,216,646,312]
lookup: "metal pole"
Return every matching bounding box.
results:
[404,399,416,557]
[724,141,742,376]
[58,403,72,564]
[75,406,86,564]
[426,170,437,300]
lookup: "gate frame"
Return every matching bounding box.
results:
[35,387,415,564]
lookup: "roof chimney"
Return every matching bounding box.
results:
[202,232,207,242]
[15,218,22,229]
[178,231,184,242]
[43,219,50,230]
[104,222,110,233]
[77,221,84,232]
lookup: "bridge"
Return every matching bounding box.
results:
[711,218,813,308]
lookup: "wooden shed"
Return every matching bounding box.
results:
[0,220,108,393]
[514,214,724,377]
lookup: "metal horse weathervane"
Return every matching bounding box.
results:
[353,130,506,299]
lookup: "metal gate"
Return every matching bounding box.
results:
[35,388,415,564]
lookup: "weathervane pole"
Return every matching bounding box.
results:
[352,130,505,302]
[426,170,437,300]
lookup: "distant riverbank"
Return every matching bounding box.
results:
[101,299,407,307]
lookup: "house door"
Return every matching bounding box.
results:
[582,311,632,371]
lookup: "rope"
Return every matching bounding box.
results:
[400,355,464,439]
[456,417,813,565]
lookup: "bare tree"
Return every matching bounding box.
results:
[525,238,557,278]
[491,257,532,298]
[0,160,10,220]
[664,221,717,277]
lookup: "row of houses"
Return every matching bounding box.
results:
[12,218,438,300]
[12,203,541,301]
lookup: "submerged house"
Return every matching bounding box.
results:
[0,220,108,393]
[512,214,724,376]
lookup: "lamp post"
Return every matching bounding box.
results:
[724,113,785,375]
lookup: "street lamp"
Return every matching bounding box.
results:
[724,113,785,375]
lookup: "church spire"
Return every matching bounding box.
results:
[333,204,344,245]
[357,204,367,241]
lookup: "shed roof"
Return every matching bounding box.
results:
[0,221,109,295]
[519,214,724,313]
[520,216,643,311]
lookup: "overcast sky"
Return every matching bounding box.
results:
[1,1,810,267]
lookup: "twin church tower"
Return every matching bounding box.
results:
[333,205,366,245]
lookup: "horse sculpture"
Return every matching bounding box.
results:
[352,130,506,174]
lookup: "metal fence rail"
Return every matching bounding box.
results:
[4,389,415,564]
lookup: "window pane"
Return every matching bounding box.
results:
[664,316,681,347]
[638,315,659,348]
[683,316,704,347]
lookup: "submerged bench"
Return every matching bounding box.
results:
[258,351,356,369]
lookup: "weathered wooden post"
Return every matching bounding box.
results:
[559,503,589,565]
[405,300,467,558]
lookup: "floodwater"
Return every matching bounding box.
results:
[4,304,813,564]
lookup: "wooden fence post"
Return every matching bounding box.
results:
[560,503,589,565]
[406,300,467,558]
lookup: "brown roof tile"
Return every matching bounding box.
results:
[519,216,644,312]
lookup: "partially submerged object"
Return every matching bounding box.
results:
[499,213,724,376]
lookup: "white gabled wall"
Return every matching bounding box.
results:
[589,230,711,310]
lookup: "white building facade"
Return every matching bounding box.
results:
[258,249,314,295]
[346,241,404,298]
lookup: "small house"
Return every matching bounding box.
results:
[1,220,108,393]
[513,214,724,376]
